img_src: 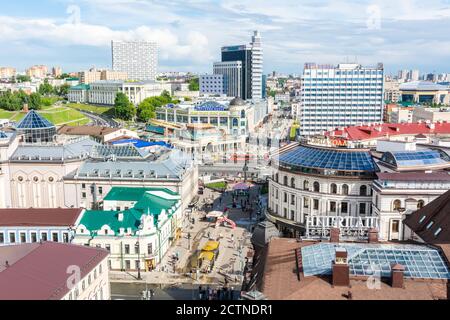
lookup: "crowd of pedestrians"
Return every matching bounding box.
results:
[198,286,235,300]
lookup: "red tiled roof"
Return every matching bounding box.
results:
[376,172,450,181]
[326,122,450,141]
[0,208,83,227]
[0,242,109,300]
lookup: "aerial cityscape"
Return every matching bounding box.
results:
[1,0,450,305]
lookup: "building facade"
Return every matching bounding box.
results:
[199,74,225,95]
[213,61,242,98]
[299,63,384,136]
[112,41,157,81]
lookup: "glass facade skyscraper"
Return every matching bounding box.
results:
[300,63,384,136]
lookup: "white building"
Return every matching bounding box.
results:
[213,61,242,98]
[112,41,157,81]
[250,31,263,100]
[300,63,384,136]
[73,188,182,271]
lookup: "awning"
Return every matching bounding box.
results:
[198,251,215,261]
[206,211,223,218]
[202,241,220,252]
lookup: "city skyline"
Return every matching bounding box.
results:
[0,0,450,74]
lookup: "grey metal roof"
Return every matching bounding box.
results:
[89,144,150,160]
[72,150,193,180]
[10,138,100,162]
[400,81,449,91]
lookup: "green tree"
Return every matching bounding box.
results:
[29,93,42,110]
[38,79,55,96]
[57,83,70,97]
[15,75,31,83]
[114,92,136,120]
[188,78,199,91]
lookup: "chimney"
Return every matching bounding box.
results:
[368,228,379,243]
[332,248,350,287]
[23,103,29,113]
[391,264,405,288]
[330,228,340,243]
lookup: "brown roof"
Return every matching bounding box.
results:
[376,172,450,181]
[57,125,118,137]
[404,190,450,262]
[259,238,447,300]
[0,208,83,227]
[0,242,109,300]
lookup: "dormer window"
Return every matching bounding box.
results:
[434,228,442,237]
[419,215,426,223]
[426,221,434,230]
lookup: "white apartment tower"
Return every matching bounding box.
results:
[299,63,384,136]
[111,41,157,81]
[250,31,263,100]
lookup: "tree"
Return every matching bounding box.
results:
[136,92,176,122]
[29,93,42,110]
[57,83,71,97]
[188,78,199,91]
[114,92,136,120]
[38,79,55,96]
[15,75,31,83]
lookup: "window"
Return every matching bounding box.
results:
[99,264,103,274]
[0,233,4,244]
[419,215,426,223]
[41,232,48,241]
[392,220,400,233]
[283,176,288,186]
[313,182,320,192]
[20,232,26,243]
[148,243,153,255]
[359,185,367,196]
[94,269,97,279]
[290,210,295,220]
[82,192,86,199]
[330,201,337,213]
[88,275,91,285]
[291,178,296,188]
[434,228,442,237]
[393,199,401,211]
[135,243,140,254]
[98,187,103,195]
[291,195,295,205]
[105,244,111,252]
[283,192,287,203]
[275,173,279,183]
[63,233,69,243]
[9,232,16,243]
[116,207,121,211]
[108,260,112,270]
[82,280,86,290]
[124,244,130,254]
[303,197,309,208]
[31,232,37,243]
[426,221,434,230]
[52,232,59,242]
[341,202,348,214]
[275,189,279,200]
[125,260,131,270]
[359,203,367,215]
[283,208,287,218]
[82,183,86,189]
[417,200,425,209]
[330,184,337,194]
[313,199,319,210]
[303,180,309,191]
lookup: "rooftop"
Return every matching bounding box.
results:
[16,110,55,130]
[57,125,119,137]
[0,208,83,227]
[376,171,450,182]
[278,144,378,172]
[326,122,450,142]
[257,238,448,300]
[400,81,449,91]
[380,149,450,171]
[0,242,108,300]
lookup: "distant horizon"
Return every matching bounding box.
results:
[1,0,449,75]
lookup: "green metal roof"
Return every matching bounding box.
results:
[70,84,90,90]
[103,187,179,202]
[79,209,142,234]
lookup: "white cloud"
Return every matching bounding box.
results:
[0,15,212,63]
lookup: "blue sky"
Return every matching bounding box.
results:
[1,0,450,75]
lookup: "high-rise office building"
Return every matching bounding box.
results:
[218,31,263,100]
[299,63,384,136]
[111,41,157,81]
[213,61,242,98]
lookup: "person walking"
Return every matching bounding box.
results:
[198,286,203,300]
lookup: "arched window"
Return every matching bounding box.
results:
[313,182,320,193]
[241,110,246,118]
[283,176,288,186]
[342,184,349,195]
[303,180,309,191]
[393,199,402,211]
[291,178,296,188]
[360,185,367,196]
[330,183,337,194]
[232,118,238,127]
[417,200,425,209]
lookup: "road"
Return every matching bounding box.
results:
[77,109,120,127]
